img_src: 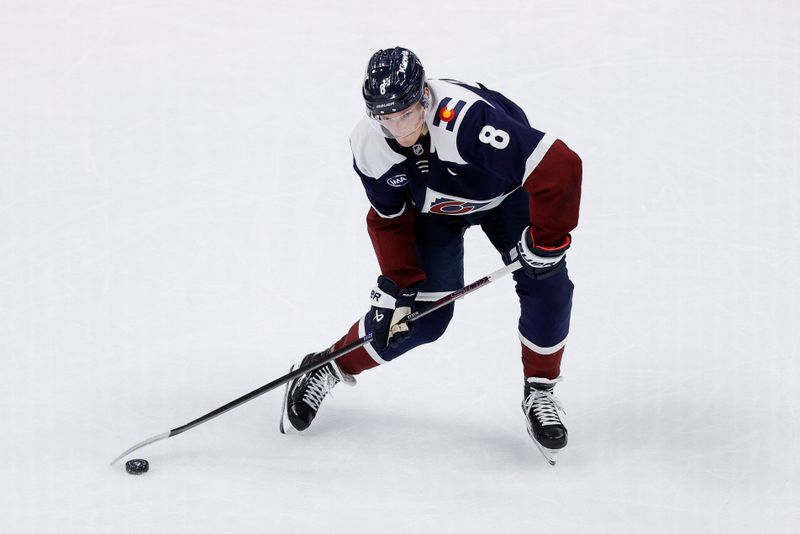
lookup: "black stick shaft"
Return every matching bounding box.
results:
[112,261,520,462]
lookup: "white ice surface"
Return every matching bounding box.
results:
[1,1,799,532]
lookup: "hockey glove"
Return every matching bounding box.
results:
[516,226,571,280]
[369,275,418,352]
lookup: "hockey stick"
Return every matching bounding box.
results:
[110,260,522,465]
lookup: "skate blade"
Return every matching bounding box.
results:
[526,426,560,466]
[279,365,297,434]
[535,441,559,466]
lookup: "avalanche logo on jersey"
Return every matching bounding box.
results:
[422,187,517,216]
[433,98,467,132]
[428,196,491,215]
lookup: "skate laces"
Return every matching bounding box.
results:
[301,365,340,411]
[523,387,565,426]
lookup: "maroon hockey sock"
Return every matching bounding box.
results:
[521,344,564,380]
[331,321,380,376]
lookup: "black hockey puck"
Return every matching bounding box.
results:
[125,459,149,475]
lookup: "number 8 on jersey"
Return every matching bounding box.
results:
[479,125,510,149]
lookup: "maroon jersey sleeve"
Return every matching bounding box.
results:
[523,139,583,247]
[366,207,427,289]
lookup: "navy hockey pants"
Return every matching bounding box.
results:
[334,186,574,379]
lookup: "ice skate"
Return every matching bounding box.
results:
[522,376,568,465]
[279,350,355,433]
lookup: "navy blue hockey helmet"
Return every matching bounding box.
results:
[363,47,427,116]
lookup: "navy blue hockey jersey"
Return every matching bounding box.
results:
[351,79,557,218]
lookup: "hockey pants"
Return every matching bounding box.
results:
[334,187,573,379]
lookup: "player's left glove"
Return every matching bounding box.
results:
[516,226,571,280]
[369,275,418,352]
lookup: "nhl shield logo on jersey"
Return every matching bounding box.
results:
[433,97,467,132]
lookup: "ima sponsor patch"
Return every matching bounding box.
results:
[386,174,409,187]
[433,98,466,131]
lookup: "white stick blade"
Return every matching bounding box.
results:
[110,431,171,466]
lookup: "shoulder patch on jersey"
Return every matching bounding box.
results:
[350,116,406,179]
[425,79,491,166]
[433,98,467,131]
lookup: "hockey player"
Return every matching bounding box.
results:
[280,47,582,464]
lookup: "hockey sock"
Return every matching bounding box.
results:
[521,344,564,380]
[331,321,380,376]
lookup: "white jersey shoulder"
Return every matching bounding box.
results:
[425,79,492,165]
[350,116,406,179]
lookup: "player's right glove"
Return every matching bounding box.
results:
[369,275,418,352]
[516,226,571,280]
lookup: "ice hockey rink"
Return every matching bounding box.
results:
[1,1,798,532]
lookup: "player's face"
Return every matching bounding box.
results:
[371,103,427,146]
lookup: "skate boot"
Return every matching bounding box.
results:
[522,376,568,465]
[279,349,355,433]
